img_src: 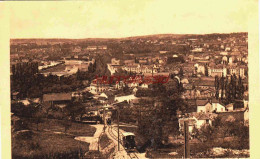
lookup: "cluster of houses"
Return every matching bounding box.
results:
[11,34,249,136]
[178,97,249,134]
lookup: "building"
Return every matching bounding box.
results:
[111,58,120,65]
[114,94,137,103]
[97,45,107,50]
[124,60,135,65]
[211,98,226,112]
[208,65,227,77]
[87,46,97,51]
[89,82,110,94]
[64,59,92,72]
[178,112,217,133]
[196,99,212,113]
[42,93,72,108]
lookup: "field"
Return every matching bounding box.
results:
[27,118,97,136]
[12,117,98,159]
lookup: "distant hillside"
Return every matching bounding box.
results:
[10,32,247,44]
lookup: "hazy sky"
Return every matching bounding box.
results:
[9,0,256,39]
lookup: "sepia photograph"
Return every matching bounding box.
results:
[0,0,259,158]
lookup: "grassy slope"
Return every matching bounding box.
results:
[12,118,97,158]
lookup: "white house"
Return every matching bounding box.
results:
[139,83,149,89]
[178,113,217,133]
[196,100,212,113]
[211,99,226,112]
[114,94,137,103]
[225,103,234,112]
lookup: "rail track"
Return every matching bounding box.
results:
[107,125,139,159]
[107,125,123,145]
[127,152,139,159]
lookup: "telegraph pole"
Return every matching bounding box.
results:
[117,108,120,151]
[184,121,190,158]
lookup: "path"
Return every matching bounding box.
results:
[74,124,104,151]
[106,125,128,159]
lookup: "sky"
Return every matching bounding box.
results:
[8,0,257,39]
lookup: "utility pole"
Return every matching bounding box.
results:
[117,108,120,151]
[184,120,190,158]
[103,108,106,129]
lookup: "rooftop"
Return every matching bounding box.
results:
[43,93,71,102]
[196,99,209,106]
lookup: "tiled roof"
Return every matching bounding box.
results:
[212,98,219,103]
[191,112,217,120]
[196,99,209,106]
[43,93,71,102]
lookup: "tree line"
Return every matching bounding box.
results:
[215,75,246,104]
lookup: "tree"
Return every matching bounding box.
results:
[205,65,208,76]
[137,79,186,148]
[197,125,214,142]
[220,76,225,99]
[215,76,219,99]
[61,119,72,133]
[65,101,86,121]
[179,67,184,77]
[33,109,44,131]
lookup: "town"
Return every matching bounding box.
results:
[11,33,249,158]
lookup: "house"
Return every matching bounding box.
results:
[114,94,137,103]
[100,92,108,99]
[115,81,126,90]
[139,59,148,64]
[196,99,212,113]
[127,82,139,88]
[139,83,150,89]
[159,51,168,54]
[97,45,107,50]
[243,96,249,108]
[211,98,226,112]
[178,112,217,133]
[198,88,215,98]
[42,93,72,108]
[227,66,245,78]
[64,59,91,72]
[124,60,135,65]
[19,99,31,106]
[107,64,121,75]
[208,65,227,77]
[191,48,203,53]
[225,103,234,111]
[11,92,20,100]
[193,113,217,128]
[89,82,110,94]
[178,117,197,133]
[87,46,97,51]
[111,58,120,65]
[195,80,215,90]
[98,96,108,104]
[194,63,205,75]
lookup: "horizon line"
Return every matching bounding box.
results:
[10,32,248,40]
